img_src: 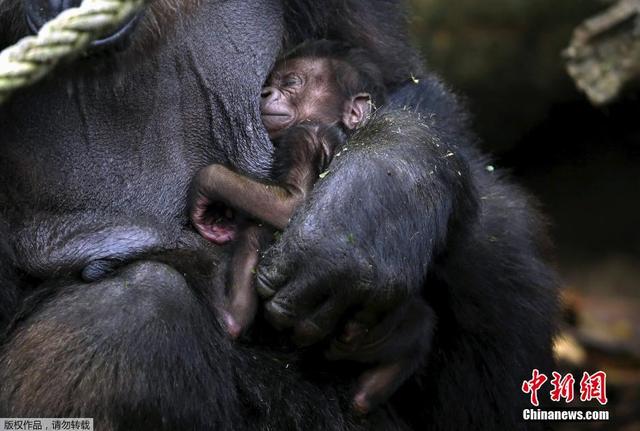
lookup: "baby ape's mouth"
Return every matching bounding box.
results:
[196,202,238,245]
[261,113,292,134]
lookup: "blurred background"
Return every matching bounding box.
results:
[407,0,640,429]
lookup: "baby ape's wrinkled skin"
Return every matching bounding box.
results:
[190,43,435,412]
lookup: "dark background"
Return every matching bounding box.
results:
[409,1,640,429]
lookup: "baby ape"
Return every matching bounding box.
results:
[190,41,435,412]
[191,41,386,337]
[192,124,348,337]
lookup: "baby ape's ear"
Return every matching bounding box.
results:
[342,93,372,129]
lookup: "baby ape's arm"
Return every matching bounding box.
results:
[194,165,300,231]
[192,123,343,230]
[191,159,301,337]
[191,124,345,338]
[224,223,274,338]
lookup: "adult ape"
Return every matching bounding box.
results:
[0,1,557,430]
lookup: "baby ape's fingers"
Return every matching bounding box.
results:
[189,196,208,231]
[352,361,408,415]
[326,298,399,360]
[334,302,436,413]
[328,301,435,363]
[339,301,393,344]
[224,283,258,339]
[224,225,270,338]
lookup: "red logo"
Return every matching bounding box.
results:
[522,369,548,407]
[579,371,608,405]
[522,370,608,406]
[550,372,575,403]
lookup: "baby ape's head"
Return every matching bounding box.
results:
[260,40,387,139]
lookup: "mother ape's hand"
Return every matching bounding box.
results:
[254,111,472,411]
[254,159,433,411]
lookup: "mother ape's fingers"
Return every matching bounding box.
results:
[264,271,329,331]
[292,295,351,347]
[255,244,295,299]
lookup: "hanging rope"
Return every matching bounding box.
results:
[0,0,145,105]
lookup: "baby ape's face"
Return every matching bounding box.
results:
[260,57,345,139]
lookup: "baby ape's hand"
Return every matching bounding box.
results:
[330,301,435,413]
[189,166,240,246]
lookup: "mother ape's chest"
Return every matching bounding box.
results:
[0,0,283,225]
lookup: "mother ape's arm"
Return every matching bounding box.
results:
[257,107,476,332]
[255,101,478,410]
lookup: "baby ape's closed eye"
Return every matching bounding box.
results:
[260,57,345,138]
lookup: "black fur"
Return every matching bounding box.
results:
[282,0,424,87]
[0,1,557,430]
[388,78,558,430]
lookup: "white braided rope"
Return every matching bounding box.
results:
[0,0,145,104]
